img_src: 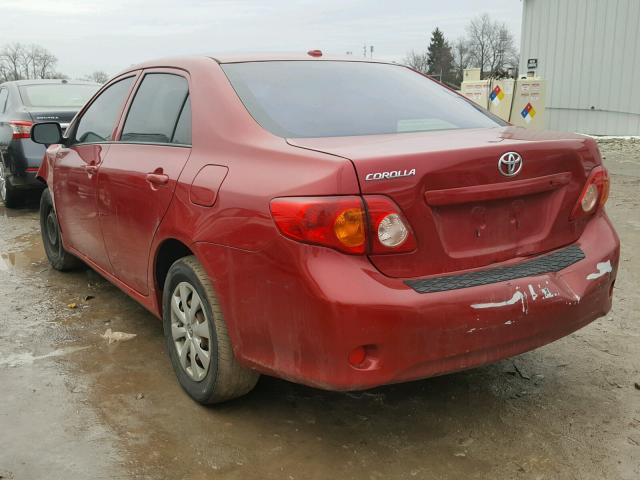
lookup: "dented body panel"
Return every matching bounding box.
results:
[38,55,620,391]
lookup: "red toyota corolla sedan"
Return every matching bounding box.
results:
[31,53,619,404]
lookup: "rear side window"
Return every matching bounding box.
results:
[222,61,505,138]
[0,88,8,113]
[171,97,191,145]
[120,73,189,144]
[74,77,134,143]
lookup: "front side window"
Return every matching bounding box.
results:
[222,61,505,138]
[120,73,189,144]
[74,77,135,144]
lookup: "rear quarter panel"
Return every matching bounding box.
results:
[148,58,359,320]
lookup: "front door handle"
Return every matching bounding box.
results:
[146,172,169,187]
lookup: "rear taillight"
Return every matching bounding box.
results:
[364,195,416,254]
[270,195,415,255]
[571,166,610,219]
[9,120,33,139]
[270,196,366,254]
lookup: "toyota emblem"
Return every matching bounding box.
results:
[498,152,523,177]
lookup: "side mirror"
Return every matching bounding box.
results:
[31,122,63,145]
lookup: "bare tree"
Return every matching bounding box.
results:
[0,42,61,82]
[403,50,429,74]
[466,14,518,79]
[452,38,471,86]
[83,70,109,84]
[487,24,518,78]
[0,43,26,81]
[28,44,58,79]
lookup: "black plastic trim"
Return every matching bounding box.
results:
[405,245,586,294]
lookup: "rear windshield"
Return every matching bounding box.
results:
[221,61,504,138]
[18,83,99,108]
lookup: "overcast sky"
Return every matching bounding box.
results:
[1,0,522,78]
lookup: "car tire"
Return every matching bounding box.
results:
[163,256,259,404]
[40,188,82,271]
[0,156,20,209]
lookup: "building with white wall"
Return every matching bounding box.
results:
[519,0,640,135]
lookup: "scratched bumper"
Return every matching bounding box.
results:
[197,212,619,391]
[328,212,618,390]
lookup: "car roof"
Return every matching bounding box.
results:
[124,53,399,72]
[1,79,101,86]
[210,52,396,64]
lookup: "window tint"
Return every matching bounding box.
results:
[74,77,134,143]
[121,73,189,144]
[221,61,505,138]
[171,97,191,145]
[0,89,8,113]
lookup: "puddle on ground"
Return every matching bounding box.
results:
[0,204,39,219]
[0,205,22,219]
[0,236,45,272]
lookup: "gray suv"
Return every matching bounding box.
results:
[0,79,99,207]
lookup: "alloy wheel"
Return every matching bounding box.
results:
[170,282,212,381]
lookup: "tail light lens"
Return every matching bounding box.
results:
[270,196,366,254]
[365,195,416,254]
[571,166,610,219]
[9,120,33,139]
[270,195,415,255]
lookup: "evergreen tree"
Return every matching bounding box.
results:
[426,28,455,84]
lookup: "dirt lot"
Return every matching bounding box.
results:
[0,138,638,480]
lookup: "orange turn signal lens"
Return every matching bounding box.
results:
[334,208,365,248]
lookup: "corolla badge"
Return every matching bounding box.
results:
[498,152,523,177]
[365,168,416,181]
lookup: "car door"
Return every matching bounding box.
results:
[97,70,192,295]
[53,75,137,272]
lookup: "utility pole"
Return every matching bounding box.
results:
[370,45,374,58]
[363,44,367,57]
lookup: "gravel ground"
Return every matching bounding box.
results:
[0,138,638,480]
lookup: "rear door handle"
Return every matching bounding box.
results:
[146,172,169,187]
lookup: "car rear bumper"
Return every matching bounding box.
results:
[8,171,40,189]
[196,212,619,391]
[5,138,45,188]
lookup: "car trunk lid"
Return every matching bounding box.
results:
[24,107,77,131]
[287,127,602,278]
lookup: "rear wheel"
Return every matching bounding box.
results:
[162,256,259,404]
[40,188,81,271]
[0,155,20,209]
